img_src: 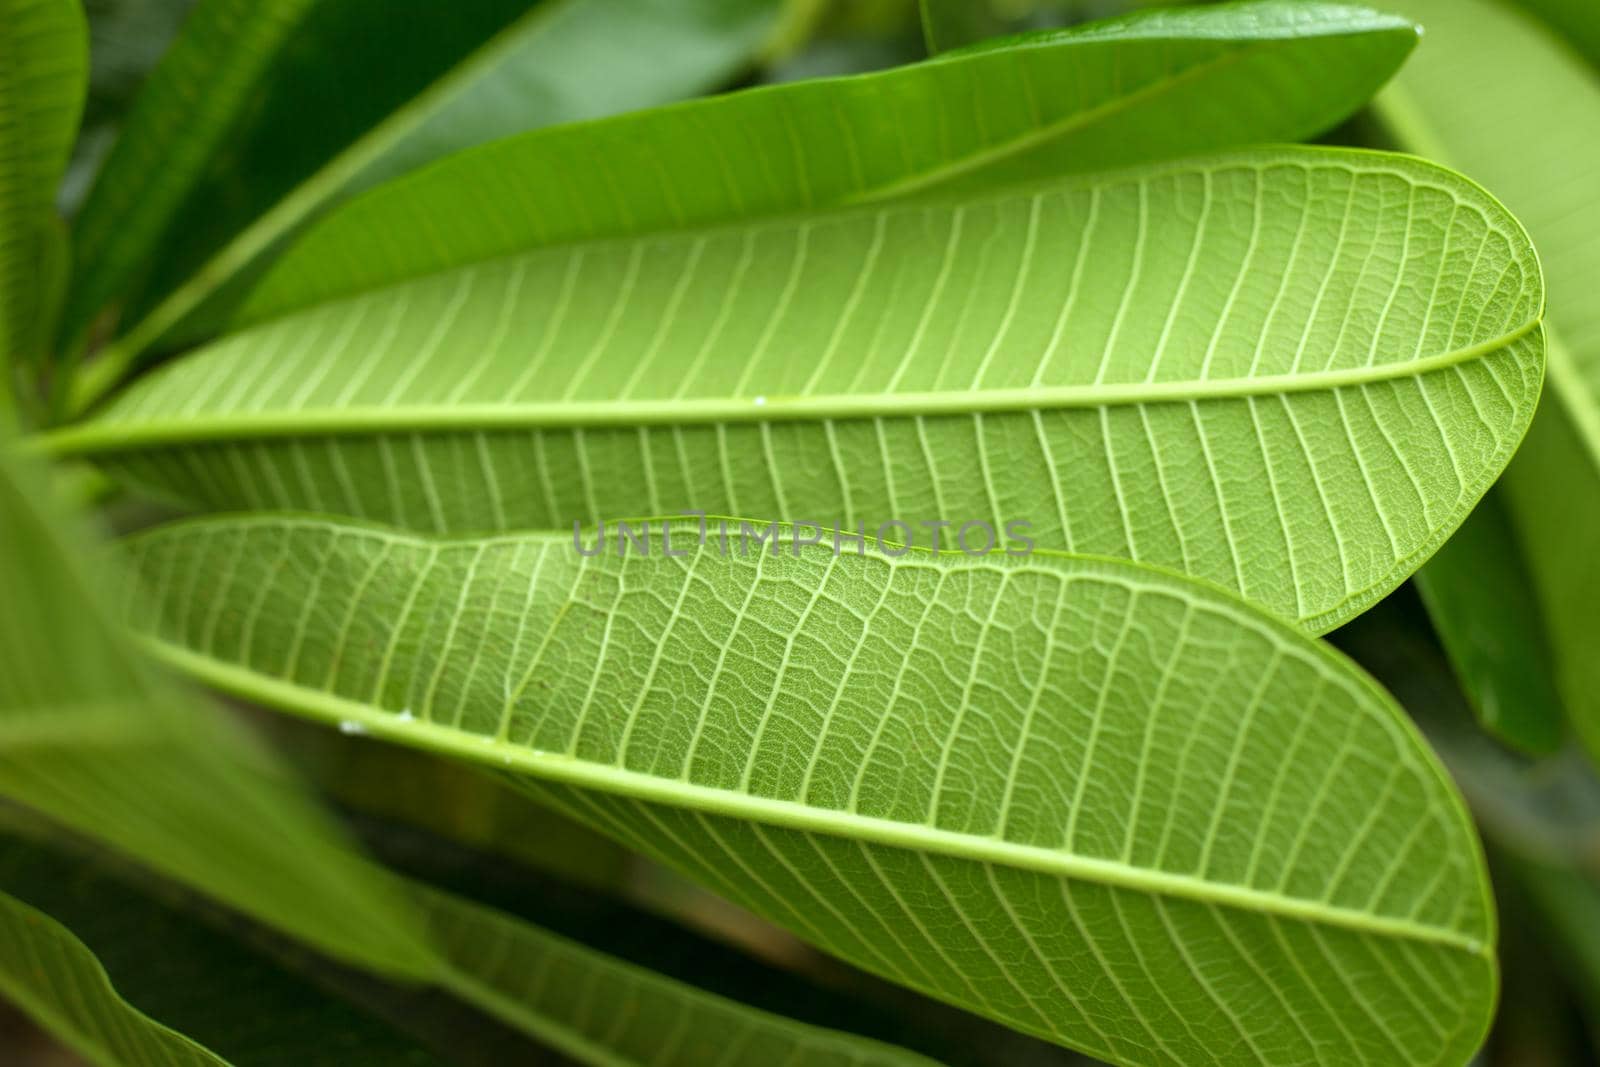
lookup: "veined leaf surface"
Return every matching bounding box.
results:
[1380,0,1600,755]
[0,0,83,382]
[63,0,782,399]
[57,147,1546,632]
[231,0,1420,326]
[121,515,1497,1067]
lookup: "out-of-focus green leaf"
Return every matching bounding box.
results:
[120,514,1497,1066]
[0,448,438,979]
[230,0,1419,327]
[65,0,783,406]
[0,0,84,396]
[917,0,1009,52]
[50,147,1544,633]
[0,834,447,1067]
[1508,0,1600,70]
[418,886,940,1067]
[1414,493,1564,755]
[1379,0,1600,761]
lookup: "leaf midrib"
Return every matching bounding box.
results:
[138,635,1486,958]
[42,318,1540,454]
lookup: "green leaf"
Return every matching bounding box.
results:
[1507,0,1600,70]
[0,448,437,980]
[53,146,1546,633]
[227,0,1419,329]
[0,834,447,1067]
[1413,492,1564,755]
[119,514,1498,1066]
[917,0,1009,53]
[0,887,231,1067]
[1377,0,1600,759]
[0,0,84,384]
[64,0,783,402]
[0,825,924,1067]
[418,885,940,1067]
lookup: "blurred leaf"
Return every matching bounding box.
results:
[275,721,631,892]
[0,447,438,979]
[120,514,1496,1066]
[229,0,1420,327]
[0,834,447,1067]
[417,885,940,1067]
[0,0,84,399]
[49,146,1544,633]
[1414,493,1564,755]
[1378,0,1600,763]
[65,0,784,405]
[918,0,1009,52]
[1508,0,1600,70]
[1497,853,1600,1031]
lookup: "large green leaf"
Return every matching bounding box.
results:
[224,0,1418,329]
[0,448,436,979]
[64,0,783,405]
[0,0,83,389]
[53,146,1545,633]
[120,514,1497,1066]
[1378,0,1600,757]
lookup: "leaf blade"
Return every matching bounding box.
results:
[119,513,1498,1066]
[230,0,1420,327]
[56,146,1546,632]
[0,449,437,980]
[63,0,783,395]
[0,0,84,382]
[0,888,230,1067]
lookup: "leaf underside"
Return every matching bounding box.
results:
[61,147,1545,633]
[121,515,1496,1067]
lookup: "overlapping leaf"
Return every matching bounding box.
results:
[0,449,436,979]
[120,515,1497,1066]
[1380,0,1600,756]
[0,826,927,1067]
[53,147,1545,632]
[224,0,1419,327]
[63,0,782,401]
